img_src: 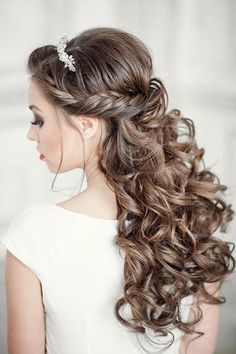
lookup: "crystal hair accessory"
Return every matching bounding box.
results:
[56,35,76,72]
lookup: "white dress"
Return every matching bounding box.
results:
[1,203,193,354]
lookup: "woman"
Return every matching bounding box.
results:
[1,27,235,354]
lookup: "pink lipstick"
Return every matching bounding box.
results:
[39,153,45,160]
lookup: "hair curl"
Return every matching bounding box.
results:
[27,27,235,352]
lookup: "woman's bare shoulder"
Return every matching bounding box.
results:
[56,188,118,219]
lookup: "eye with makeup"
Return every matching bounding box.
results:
[30,115,44,128]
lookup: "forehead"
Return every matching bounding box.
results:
[29,79,45,101]
[28,79,54,113]
[28,79,69,128]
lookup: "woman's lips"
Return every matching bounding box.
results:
[39,153,45,160]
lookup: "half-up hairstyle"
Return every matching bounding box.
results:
[27,27,235,352]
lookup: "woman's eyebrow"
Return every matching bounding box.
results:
[28,104,44,113]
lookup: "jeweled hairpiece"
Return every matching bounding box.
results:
[56,35,76,72]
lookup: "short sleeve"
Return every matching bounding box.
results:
[0,205,44,280]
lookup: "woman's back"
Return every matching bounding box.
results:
[1,202,193,354]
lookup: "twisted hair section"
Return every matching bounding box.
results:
[27,27,235,352]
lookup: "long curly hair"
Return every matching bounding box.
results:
[27,27,235,352]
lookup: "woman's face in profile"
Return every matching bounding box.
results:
[26,79,88,173]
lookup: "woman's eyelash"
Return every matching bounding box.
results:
[30,118,44,127]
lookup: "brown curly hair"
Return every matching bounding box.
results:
[27,27,235,352]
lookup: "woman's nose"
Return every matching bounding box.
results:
[26,125,38,141]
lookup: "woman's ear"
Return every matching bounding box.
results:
[69,115,99,139]
[81,117,98,139]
